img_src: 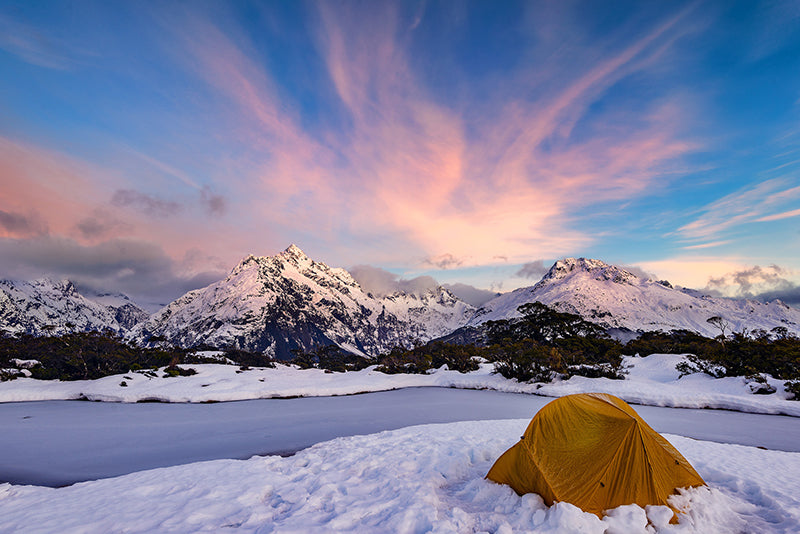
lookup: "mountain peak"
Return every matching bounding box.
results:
[540,257,638,286]
[229,254,261,275]
[279,244,313,270]
[283,243,307,257]
[542,257,608,279]
[32,278,77,295]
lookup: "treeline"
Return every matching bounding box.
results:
[0,331,274,381]
[2,304,799,399]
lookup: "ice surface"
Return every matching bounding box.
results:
[2,388,800,487]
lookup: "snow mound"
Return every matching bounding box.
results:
[0,420,798,533]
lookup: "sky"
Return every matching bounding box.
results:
[0,0,799,308]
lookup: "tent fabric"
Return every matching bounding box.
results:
[486,392,705,517]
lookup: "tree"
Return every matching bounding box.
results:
[707,316,730,343]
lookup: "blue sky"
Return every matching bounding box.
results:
[0,0,798,306]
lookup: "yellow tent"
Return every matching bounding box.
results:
[486,392,705,517]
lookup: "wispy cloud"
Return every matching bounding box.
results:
[84,2,702,271]
[756,208,800,222]
[0,14,76,70]
[678,179,800,240]
[304,2,699,266]
[682,240,732,250]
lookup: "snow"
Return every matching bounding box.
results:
[2,353,799,417]
[1,419,798,533]
[9,359,38,369]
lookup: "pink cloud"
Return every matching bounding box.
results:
[0,137,250,276]
[290,4,698,266]
[0,138,104,239]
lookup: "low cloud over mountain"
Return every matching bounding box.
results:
[348,265,439,297]
[0,236,225,311]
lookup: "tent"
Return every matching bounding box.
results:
[486,392,705,517]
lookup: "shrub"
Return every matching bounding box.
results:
[566,362,627,380]
[491,340,564,383]
[785,380,800,400]
[0,331,190,381]
[374,342,481,375]
[289,345,372,373]
[221,348,276,368]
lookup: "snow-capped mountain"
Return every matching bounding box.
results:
[468,257,800,338]
[5,253,798,351]
[0,279,149,336]
[131,245,474,358]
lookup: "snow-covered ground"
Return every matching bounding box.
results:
[1,353,798,416]
[1,419,798,533]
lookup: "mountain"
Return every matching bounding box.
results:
[0,279,149,337]
[5,253,798,354]
[467,257,800,338]
[83,292,151,331]
[130,245,473,359]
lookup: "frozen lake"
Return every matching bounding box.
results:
[2,387,799,487]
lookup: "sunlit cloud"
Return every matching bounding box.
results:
[705,264,798,301]
[636,257,754,291]
[129,2,704,270]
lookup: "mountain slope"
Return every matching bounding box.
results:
[0,279,148,336]
[131,245,473,358]
[468,258,800,338]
